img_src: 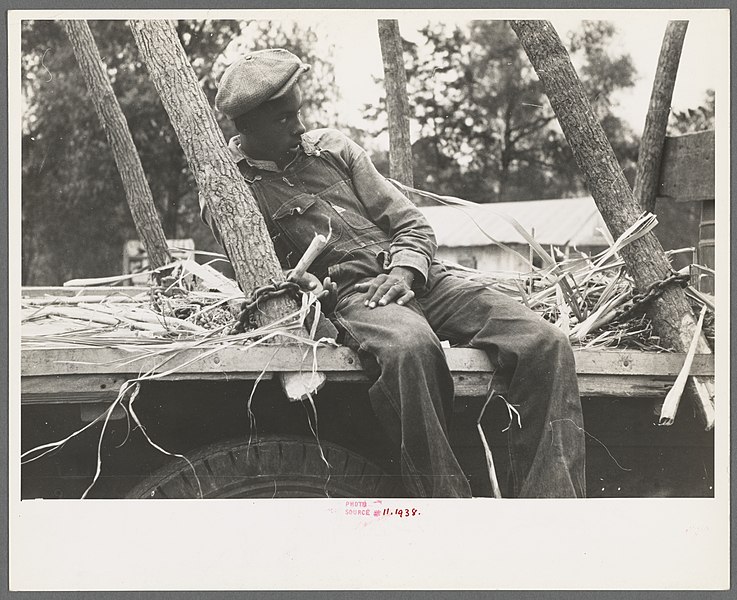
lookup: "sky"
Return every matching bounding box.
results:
[279,10,723,146]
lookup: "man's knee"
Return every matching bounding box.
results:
[374,325,444,364]
[515,317,572,361]
[544,320,572,347]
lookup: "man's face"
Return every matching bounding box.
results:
[238,85,306,166]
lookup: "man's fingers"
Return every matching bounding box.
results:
[377,283,402,306]
[356,275,388,306]
[395,289,415,306]
[377,282,405,306]
[368,280,397,307]
[316,277,337,307]
[323,279,337,295]
[354,275,412,308]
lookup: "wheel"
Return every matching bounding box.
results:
[126,435,403,499]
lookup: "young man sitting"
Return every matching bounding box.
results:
[205,48,586,498]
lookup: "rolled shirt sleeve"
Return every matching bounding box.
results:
[323,130,437,286]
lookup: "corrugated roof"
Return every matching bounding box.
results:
[419,197,610,248]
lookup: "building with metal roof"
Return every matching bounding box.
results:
[419,197,610,273]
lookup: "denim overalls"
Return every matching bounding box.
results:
[208,130,586,498]
[239,144,394,296]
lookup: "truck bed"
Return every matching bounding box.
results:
[22,344,715,405]
[20,286,715,405]
[19,287,717,499]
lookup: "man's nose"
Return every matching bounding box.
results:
[293,117,306,137]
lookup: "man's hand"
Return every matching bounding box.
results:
[354,266,416,308]
[288,271,337,309]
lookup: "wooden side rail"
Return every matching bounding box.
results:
[657,130,715,203]
[20,346,715,405]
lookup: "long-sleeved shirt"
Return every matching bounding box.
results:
[201,128,438,294]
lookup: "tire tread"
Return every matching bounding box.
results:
[127,435,403,499]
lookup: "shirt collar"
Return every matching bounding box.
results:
[227,133,319,173]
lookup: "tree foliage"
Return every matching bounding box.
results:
[21,19,339,285]
[367,20,639,203]
[668,89,715,134]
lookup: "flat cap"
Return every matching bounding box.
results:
[215,49,311,120]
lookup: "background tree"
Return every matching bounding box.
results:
[511,19,713,427]
[378,19,414,187]
[366,20,638,204]
[21,19,340,285]
[668,89,715,134]
[632,21,689,214]
[62,19,172,270]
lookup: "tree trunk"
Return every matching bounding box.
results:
[128,19,293,323]
[378,19,414,187]
[498,95,517,201]
[62,20,171,271]
[633,21,689,214]
[510,20,713,428]
[129,19,325,400]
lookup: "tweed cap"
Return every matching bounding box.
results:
[215,49,311,120]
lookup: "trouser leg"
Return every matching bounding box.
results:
[333,291,472,498]
[419,267,586,498]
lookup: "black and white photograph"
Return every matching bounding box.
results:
[8,7,731,591]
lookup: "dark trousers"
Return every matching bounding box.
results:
[333,263,586,498]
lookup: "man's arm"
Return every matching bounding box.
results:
[320,130,436,306]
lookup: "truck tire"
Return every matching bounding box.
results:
[126,435,403,499]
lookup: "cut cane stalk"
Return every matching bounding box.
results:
[22,294,144,306]
[280,233,330,401]
[180,259,243,297]
[477,394,502,499]
[659,306,710,426]
[287,234,329,283]
[63,261,181,287]
[77,302,205,333]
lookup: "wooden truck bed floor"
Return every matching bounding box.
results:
[21,344,715,406]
